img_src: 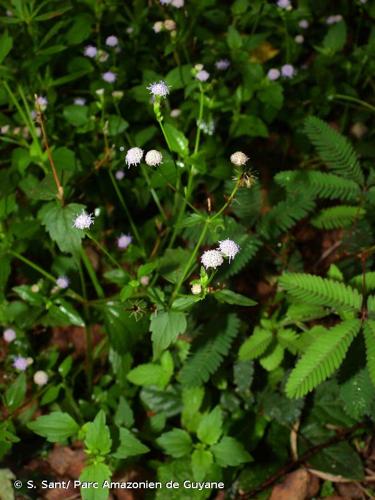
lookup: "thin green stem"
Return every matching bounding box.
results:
[80,247,105,298]
[85,232,122,270]
[212,179,241,220]
[330,94,375,113]
[170,220,209,305]
[194,85,204,154]
[141,165,168,222]
[77,257,93,393]
[108,169,144,251]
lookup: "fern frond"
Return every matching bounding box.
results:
[304,116,364,185]
[239,327,273,360]
[179,314,240,386]
[285,320,361,398]
[275,171,360,202]
[260,343,284,371]
[364,321,375,386]
[279,273,361,312]
[311,206,365,230]
[227,182,262,225]
[259,195,315,239]
[350,272,375,293]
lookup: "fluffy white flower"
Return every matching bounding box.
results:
[218,239,240,262]
[140,276,150,286]
[201,250,224,270]
[74,97,86,106]
[117,234,132,249]
[295,35,304,44]
[196,69,210,82]
[36,96,48,110]
[171,0,184,7]
[13,356,29,371]
[125,147,143,167]
[164,19,176,31]
[170,108,181,117]
[267,68,280,80]
[160,0,171,4]
[145,150,163,166]
[215,59,230,70]
[3,328,16,343]
[147,81,170,98]
[56,276,69,289]
[230,151,249,166]
[191,283,202,295]
[115,169,125,180]
[153,21,164,33]
[298,19,309,29]
[281,63,295,78]
[34,370,49,386]
[106,35,118,47]
[84,45,97,58]
[73,210,95,230]
[102,71,117,83]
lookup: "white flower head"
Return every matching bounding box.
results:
[13,356,29,371]
[160,0,171,4]
[170,108,181,118]
[218,239,240,262]
[153,21,164,33]
[196,69,210,82]
[140,276,150,286]
[172,0,184,7]
[56,276,69,289]
[117,234,132,249]
[102,71,117,83]
[147,81,170,98]
[145,150,163,166]
[295,34,304,44]
[34,370,48,386]
[36,96,48,111]
[115,169,125,180]
[164,19,176,31]
[298,19,309,29]
[106,35,119,47]
[267,68,280,80]
[73,210,95,230]
[281,63,295,78]
[277,0,292,9]
[201,250,224,270]
[230,151,249,166]
[215,59,230,70]
[3,328,16,343]
[84,45,97,58]
[125,147,143,167]
[74,97,86,106]
[191,283,202,295]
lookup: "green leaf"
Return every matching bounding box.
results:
[5,373,26,411]
[211,437,252,467]
[163,124,189,157]
[364,320,375,386]
[197,406,223,445]
[44,299,85,327]
[79,463,111,500]
[108,115,129,136]
[84,410,112,456]
[38,202,86,254]
[227,25,242,49]
[114,397,134,428]
[230,115,268,138]
[113,428,150,459]
[340,369,375,420]
[181,387,204,433]
[322,21,347,54]
[28,412,79,443]
[285,320,361,398]
[156,429,192,458]
[192,449,213,482]
[214,289,256,307]
[150,310,187,359]
[0,32,13,64]
[63,105,89,127]
[259,343,284,371]
[239,327,272,361]
[127,351,173,389]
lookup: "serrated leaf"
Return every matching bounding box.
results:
[156,429,192,458]
[113,428,149,459]
[211,437,252,467]
[197,406,223,445]
[150,310,186,359]
[28,412,79,443]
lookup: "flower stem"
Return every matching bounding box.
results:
[330,94,375,113]
[169,219,209,305]
[141,165,168,222]
[80,247,105,298]
[77,256,93,393]
[85,231,122,270]
[108,169,144,251]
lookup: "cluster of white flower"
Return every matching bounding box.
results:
[326,14,343,25]
[147,81,170,98]
[230,151,249,166]
[277,0,292,10]
[73,210,95,230]
[153,19,176,33]
[267,64,296,81]
[125,147,163,167]
[201,239,240,270]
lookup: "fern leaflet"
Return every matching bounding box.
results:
[179,314,240,386]
[239,327,272,360]
[350,272,375,293]
[311,206,365,230]
[285,319,361,398]
[304,116,364,185]
[364,321,375,387]
[275,170,360,201]
[279,273,362,311]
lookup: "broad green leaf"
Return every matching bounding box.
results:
[192,449,213,482]
[214,289,256,307]
[227,25,242,49]
[5,373,26,411]
[113,428,150,459]
[127,351,173,389]
[79,463,111,500]
[84,410,112,456]
[38,202,86,254]
[150,310,187,359]
[211,437,252,467]
[114,397,134,428]
[156,428,192,458]
[197,406,223,445]
[28,412,79,442]
[44,299,85,327]
[0,32,13,63]
[63,105,89,126]
[181,387,204,432]
[163,124,189,157]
